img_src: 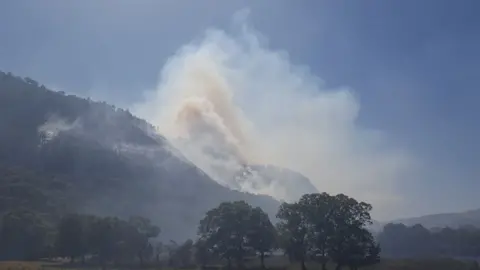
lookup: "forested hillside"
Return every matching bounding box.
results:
[378,223,480,260]
[0,71,279,240]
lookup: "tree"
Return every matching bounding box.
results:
[326,194,377,270]
[87,217,119,270]
[0,209,51,260]
[127,216,160,267]
[333,227,380,270]
[166,240,179,267]
[298,193,335,270]
[153,241,164,265]
[247,207,277,269]
[55,214,88,263]
[171,239,194,267]
[194,239,212,269]
[277,193,379,270]
[198,201,272,269]
[276,202,310,270]
[378,223,480,258]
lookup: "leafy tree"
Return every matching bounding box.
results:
[277,193,378,270]
[276,202,310,270]
[330,226,379,270]
[247,207,277,268]
[198,201,272,269]
[326,194,376,270]
[298,193,335,270]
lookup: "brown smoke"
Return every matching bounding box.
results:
[131,17,415,220]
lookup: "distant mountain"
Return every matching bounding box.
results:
[0,71,280,240]
[390,209,480,229]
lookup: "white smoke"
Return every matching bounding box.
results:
[132,14,414,218]
[38,115,81,144]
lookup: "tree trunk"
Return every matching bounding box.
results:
[301,259,307,270]
[335,263,342,270]
[260,252,266,269]
[321,262,327,270]
[237,258,244,269]
[70,256,75,264]
[138,252,144,268]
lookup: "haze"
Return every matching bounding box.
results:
[1,0,479,221]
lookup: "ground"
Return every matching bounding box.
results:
[0,257,477,270]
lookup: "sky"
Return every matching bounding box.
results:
[1,0,480,220]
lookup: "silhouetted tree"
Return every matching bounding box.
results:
[55,214,88,263]
[0,209,51,260]
[198,201,276,269]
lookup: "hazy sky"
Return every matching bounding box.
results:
[1,0,479,220]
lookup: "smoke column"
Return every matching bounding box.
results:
[132,13,414,218]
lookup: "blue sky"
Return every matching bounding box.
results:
[1,0,479,219]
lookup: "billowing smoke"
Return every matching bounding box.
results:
[132,14,414,218]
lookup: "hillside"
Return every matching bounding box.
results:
[391,209,480,229]
[234,164,319,202]
[0,71,280,240]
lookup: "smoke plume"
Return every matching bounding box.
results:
[38,114,81,144]
[132,14,413,219]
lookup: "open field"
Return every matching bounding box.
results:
[1,257,478,270]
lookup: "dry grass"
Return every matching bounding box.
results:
[0,261,57,270]
[0,258,477,270]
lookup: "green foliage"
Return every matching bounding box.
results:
[276,202,309,266]
[276,193,378,270]
[247,207,277,268]
[198,201,277,268]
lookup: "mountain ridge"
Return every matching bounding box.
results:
[388,208,480,229]
[2,71,479,239]
[0,71,280,240]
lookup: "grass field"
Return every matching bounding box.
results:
[0,257,478,270]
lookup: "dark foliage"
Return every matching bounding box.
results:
[378,223,480,259]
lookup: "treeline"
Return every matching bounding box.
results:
[0,209,160,265]
[378,223,480,258]
[0,192,379,270]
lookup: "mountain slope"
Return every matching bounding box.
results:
[0,71,280,240]
[234,164,319,202]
